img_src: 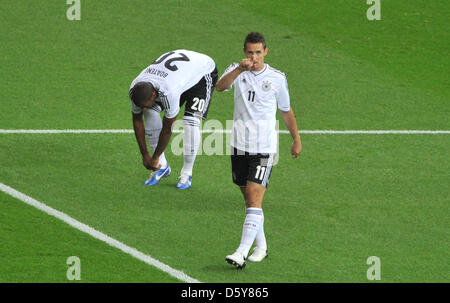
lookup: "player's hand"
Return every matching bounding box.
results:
[150,156,162,171]
[238,58,255,71]
[291,140,302,158]
[142,153,161,171]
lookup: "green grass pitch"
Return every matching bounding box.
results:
[0,0,448,283]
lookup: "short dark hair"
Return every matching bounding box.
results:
[129,82,154,107]
[244,32,266,49]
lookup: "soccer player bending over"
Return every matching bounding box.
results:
[216,32,302,269]
[129,50,217,189]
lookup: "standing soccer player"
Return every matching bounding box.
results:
[216,32,302,269]
[130,50,218,189]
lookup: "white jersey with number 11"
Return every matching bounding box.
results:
[220,63,291,154]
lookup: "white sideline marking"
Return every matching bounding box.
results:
[0,129,134,134]
[0,182,200,283]
[296,130,450,134]
[0,129,449,134]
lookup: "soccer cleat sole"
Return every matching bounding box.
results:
[225,257,246,270]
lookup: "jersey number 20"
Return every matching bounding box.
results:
[191,97,205,112]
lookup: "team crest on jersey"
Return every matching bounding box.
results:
[262,81,271,92]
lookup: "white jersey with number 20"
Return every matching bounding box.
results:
[130,50,216,118]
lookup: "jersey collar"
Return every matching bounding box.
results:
[250,64,267,76]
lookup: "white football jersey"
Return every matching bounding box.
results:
[220,63,291,153]
[130,50,216,118]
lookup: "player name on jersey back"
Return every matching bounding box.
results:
[145,67,168,79]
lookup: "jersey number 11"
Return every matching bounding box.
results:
[248,90,256,102]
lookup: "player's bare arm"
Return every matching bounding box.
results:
[152,115,178,167]
[280,108,302,158]
[216,59,254,91]
[132,112,155,170]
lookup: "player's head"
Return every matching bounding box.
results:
[244,32,266,50]
[243,32,268,71]
[129,82,157,110]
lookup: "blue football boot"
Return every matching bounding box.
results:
[176,174,192,189]
[144,164,171,186]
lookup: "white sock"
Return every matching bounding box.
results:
[236,207,263,258]
[144,108,167,167]
[254,210,267,250]
[180,116,200,176]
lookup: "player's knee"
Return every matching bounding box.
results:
[245,183,265,206]
[146,128,162,146]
